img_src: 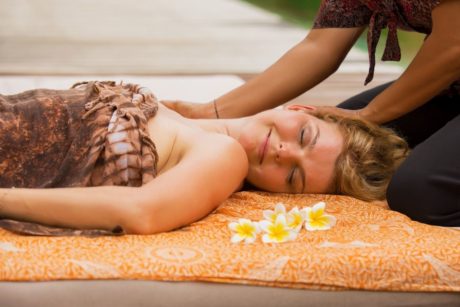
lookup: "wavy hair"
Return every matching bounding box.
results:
[316,113,410,201]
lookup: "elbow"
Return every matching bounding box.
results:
[329,62,341,75]
[117,192,159,235]
[123,207,158,235]
[127,223,157,236]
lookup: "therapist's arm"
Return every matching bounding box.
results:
[213,27,364,118]
[359,0,460,124]
[163,27,364,119]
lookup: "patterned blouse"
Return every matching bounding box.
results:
[312,0,459,94]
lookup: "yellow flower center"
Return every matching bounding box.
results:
[308,213,328,227]
[269,223,289,241]
[289,214,303,228]
[237,224,255,237]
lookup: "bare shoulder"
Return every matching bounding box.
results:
[188,133,248,183]
[134,132,248,234]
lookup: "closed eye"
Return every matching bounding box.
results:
[286,166,303,193]
[287,167,295,186]
[299,128,305,146]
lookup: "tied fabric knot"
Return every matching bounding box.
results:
[365,11,401,85]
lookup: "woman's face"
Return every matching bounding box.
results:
[238,106,344,194]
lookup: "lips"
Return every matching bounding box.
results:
[259,128,272,164]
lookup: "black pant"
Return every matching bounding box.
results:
[338,82,460,226]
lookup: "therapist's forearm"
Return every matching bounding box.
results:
[214,27,364,118]
[216,43,333,117]
[360,1,460,124]
[360,39,460,124]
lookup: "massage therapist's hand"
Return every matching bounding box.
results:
[161,100,216,119]
[308,105,366,121]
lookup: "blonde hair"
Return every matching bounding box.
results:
[316,113,410,201]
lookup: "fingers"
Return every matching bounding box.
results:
[160,100,181,111]
[159,100,212,119]
[285,104,317,112]
[160,99,192,116]
[312,106,364,120]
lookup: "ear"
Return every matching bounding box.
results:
[285,104,317,112]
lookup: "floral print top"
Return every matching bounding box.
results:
[313,0,459,93]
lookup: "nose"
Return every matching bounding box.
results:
[275,142,302,163]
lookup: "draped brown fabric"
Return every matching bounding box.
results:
[0,81,159,236]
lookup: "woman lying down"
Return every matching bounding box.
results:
[0,81,408,235]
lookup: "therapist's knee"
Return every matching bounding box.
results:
[387,166,430,223]
[387,161,456,226]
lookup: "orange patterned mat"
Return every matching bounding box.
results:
[1,192,459,291]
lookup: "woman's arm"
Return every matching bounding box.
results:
[0,185,137,232]
[134,135,248,234]
[0,136,248,234]
[359,0,460,124]
[164,27,364,119]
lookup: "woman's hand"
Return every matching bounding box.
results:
[161,100,215,119]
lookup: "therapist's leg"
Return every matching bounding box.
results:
[386,114,460,226]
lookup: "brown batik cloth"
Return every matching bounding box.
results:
[0,81,159,236]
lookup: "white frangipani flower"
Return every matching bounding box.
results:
[228,218,260,244]
[286,207,305,232]
[263,202,287,222]
[228,201,337,243]
[259,214,298,243]
[302,202,337,231]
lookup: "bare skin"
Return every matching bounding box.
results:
[154,104,344,194]
[0,104,345,235]
[0,105,249,234]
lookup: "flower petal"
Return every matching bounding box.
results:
[305,223,327,231]
[305,215,336,231]
[244,236,256,244]
[262,234,273,243]
[238,218,252,224]
[228,222,239,231]
[258,220,272,232]
[324,214,337,227]
[287,231,298,241]
[275,203,287,214]
[231,234,245,243]
[301,207,311,218]
[275,214,287,225]
[263,210,275,221]
[311,202,326,215]
[287,209,305,231]
[253,222,261,233]
[291,223,303,233]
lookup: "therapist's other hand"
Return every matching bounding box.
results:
[161,100,214,119]
[307,105,365,121]
[287,104,364,121]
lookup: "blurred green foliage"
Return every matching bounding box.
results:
[242,0,319,27]
[242,0,425,67]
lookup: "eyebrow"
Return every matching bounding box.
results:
[300,123,320,193]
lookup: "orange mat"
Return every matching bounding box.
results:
[1,192,459,292]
